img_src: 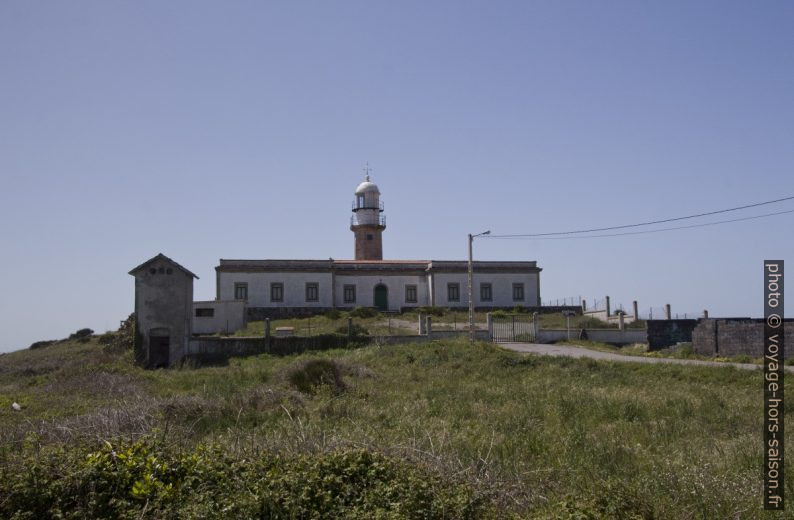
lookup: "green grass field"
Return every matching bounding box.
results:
[1,332,791,518]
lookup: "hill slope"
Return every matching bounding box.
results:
[0,333,788,518]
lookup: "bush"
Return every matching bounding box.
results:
[69,328,94,340]
[287,358,347,394]
[490,310,508,318]
[29,340,57,350]
[0,440,484,519]
[511,305,528,314]
[324,309,342,320]
[349,306,378,318]
[335,323,369,338]
[417,306,446,317]
[673,343,694,358]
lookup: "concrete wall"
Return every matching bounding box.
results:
[218,271,333,308]
[646,319,698,350]
[693,319,794,358]
[537,328,646,345]
[333,273,430,310]
[432,272,540,308]
[192,300,247,334]
[583,309,637,325]
[133,261,193,367]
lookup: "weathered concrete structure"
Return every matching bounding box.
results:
[692,318,794,358]
[191,300,247,335]
[129,254,197,368]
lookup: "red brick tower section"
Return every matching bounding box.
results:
[350,172,386,260]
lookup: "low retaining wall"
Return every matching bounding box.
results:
[247,307,334,320]
[646,319,698,350]
[692,319,794,358]
[537,328,646,345]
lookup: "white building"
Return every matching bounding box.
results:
[215,175,541,318]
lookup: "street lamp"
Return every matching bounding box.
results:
[468,230,490,342]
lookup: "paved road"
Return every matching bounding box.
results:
[499,342,794,373]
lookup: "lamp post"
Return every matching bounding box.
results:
[468,230,490,342]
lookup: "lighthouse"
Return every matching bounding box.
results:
[350,171,386,260]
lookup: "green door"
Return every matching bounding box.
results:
[374,284,388,311]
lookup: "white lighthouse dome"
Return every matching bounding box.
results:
[355,179,380,195]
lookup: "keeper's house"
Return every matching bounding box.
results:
[216,258,540,319]
[215,175,540,319]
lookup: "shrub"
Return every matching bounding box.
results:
[349,306,378,318]
[674,343,694,358]
[417,306,445,317]
[0,440,484,519]
[29,340,57,350]
[324,309,342,320]
[69,328,94,340]
[511,305,528,314]
[287,359,347,394]
[490,310,508,318]
[335,323,369,338]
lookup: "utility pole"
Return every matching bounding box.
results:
[468,230,490,342]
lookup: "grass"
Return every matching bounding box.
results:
[2,333,791,518]
[556,339,766,365]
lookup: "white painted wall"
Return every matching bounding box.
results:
[219,269,539,311]
[432,272,539,307]
[218,272,333,307]
[192,300,247,334]
[333,274,430,310]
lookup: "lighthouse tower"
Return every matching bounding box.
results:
[350,172,386,260]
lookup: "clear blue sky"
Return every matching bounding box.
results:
[1,1,792,352]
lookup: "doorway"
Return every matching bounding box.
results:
[373,284,388,311]
[149,335,170,368]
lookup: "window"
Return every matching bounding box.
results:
[234,282,248,300]
[270,282,284,302]
[305,282,319,302]
[357,194,365,208]
[366,234,373,240]
[447,283,460,302]
[195,308,214,318]
[480,283,492,302]
[405,284,417,303]
[343,284,356,304]
[512,283,525,301]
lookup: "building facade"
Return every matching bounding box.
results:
[215,175,541,318]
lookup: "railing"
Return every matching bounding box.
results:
[543,296,582,307]
[351,214,386,226]
[351,200,385,211]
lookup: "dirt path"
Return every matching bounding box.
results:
[499,342,792,372]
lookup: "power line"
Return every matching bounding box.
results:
[485,208,794,240]
[487,195,794,238]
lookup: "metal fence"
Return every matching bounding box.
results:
[490,314,535,343]
[543,296,583,307]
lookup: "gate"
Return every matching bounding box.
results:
[490,314,535,343]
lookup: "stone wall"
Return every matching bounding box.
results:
[692,319,794,358]
[646,319,698,350]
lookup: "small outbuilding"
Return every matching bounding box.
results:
[129,253,197,368]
